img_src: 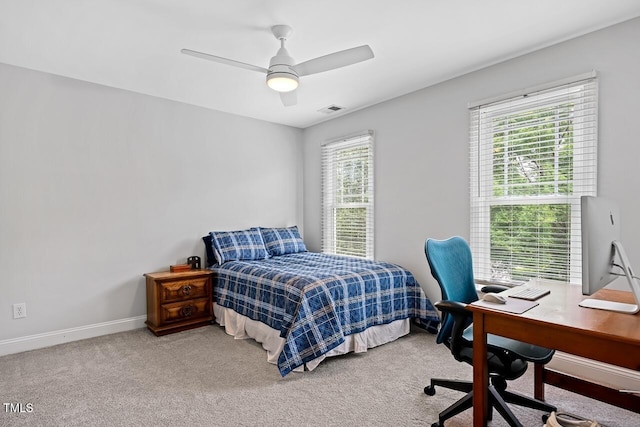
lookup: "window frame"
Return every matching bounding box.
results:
[470,75,598,284]
[321,131,374,259]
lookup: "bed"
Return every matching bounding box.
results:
[204,226,440,377]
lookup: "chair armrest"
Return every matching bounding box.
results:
[492,337,555,363]
[435,300,473,356]
[480,284,510,294]
[434,300,468,315]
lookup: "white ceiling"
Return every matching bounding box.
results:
[2,1,640,129]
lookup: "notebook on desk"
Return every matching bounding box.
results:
[471,298,539,314]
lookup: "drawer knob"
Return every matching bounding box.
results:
[181,284,193,296]
[180,305,195,317]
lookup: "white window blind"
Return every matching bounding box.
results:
[322,131,374,259]
[470,76,598,284]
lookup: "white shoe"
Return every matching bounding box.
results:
[545,412,601,427]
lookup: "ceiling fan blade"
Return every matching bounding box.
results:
[294,45,374,77]
[181,48,268,74]
[280,90,297,107]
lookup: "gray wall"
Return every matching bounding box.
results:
[0,63,303,341]
[302,17,640,302]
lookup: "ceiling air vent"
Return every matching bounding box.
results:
[318,104,345,114]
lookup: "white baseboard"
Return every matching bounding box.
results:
[548,352,640,391]
[0,315,147,357]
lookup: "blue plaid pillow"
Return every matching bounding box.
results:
[259,226,307,257]
[209,228,269,264]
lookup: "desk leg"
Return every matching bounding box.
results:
[534,363,545,401]
[473,311,489,427]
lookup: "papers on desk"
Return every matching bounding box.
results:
[471,298,539,314]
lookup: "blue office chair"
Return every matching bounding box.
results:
[424,237,556,427]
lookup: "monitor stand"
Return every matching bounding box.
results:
[579,241,640,314]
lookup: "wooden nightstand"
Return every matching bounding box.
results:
[144,269,213,336]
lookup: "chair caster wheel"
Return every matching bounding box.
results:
[431,422,441,427]
[542,414,550,423]
[424,385,436,396]
[491,376,507,391]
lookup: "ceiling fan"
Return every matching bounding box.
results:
[181,25,374,107]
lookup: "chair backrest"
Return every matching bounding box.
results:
[425,237,479,344]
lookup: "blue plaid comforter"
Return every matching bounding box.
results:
[213,252,440,376]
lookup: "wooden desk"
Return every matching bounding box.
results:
[469,281,640,427]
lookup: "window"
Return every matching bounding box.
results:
[322,131,374,259]
[469,74,598,284]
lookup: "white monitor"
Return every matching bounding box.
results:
[580,196,640,314]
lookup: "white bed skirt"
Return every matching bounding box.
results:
[213,303,410,373]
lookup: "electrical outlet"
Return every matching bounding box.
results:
[13,303,27,319]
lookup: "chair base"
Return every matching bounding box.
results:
[425,377,557,427]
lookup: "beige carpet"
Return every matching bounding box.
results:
[0,325,637,426]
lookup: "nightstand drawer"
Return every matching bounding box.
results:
[160,278,210,303]
[160,298,211,324]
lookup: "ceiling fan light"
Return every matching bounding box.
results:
[267,72,299,92]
